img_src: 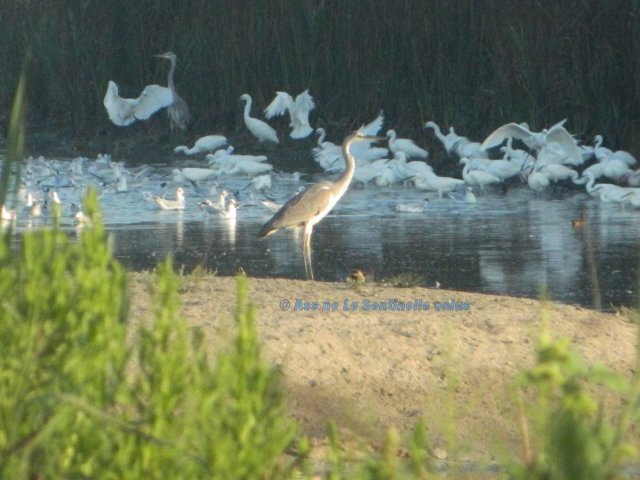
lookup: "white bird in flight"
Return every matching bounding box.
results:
[103,80,173,127]
[264,90,315,139]
[240,93,279,145]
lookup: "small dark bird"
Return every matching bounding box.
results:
[349,269,366,285]
[572,212,586,229]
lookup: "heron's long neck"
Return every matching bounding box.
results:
[335,142,357,193]
[167,58,177,91]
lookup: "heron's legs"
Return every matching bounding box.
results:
[303,230,314,280]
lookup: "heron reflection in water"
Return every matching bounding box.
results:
[258,130,383,280]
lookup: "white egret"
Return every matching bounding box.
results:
[480,159,523,182]
[264,90,315,139]
[218,160,274,176]
[412,168,465,198]
[205,146,269,166]
[352,159,388,186]
[174,135,227,155]
[537,163,579,183]
[386,129,429,159]
[155,187,186,210]
[354,110,385,136]
[258,131,382,280]
[599,187,638,205]
[481,120,581,165]
[425,121,459,153]
[601,158,632,181]
[459,158,501,190]
[526,170,550,194]
[154,51,191,132]
[240,94,279,144]
[172,168,217,183]
[103,81,173,127]
[314,128,339,151]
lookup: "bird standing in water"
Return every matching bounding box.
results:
[154,51,191,132]
[240,93,279,145]
[258,130,382,280]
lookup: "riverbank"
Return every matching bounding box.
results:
[127,273,639,466]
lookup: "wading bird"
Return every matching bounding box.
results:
[264,90,315,139]
[154,51,191,132]
[240,94,279,145]
[174,135,227,155]
[103,81,173,127]
[481,120,582,165]
[258,130,382,280]
[386,129,429,159]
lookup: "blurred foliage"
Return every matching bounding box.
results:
[0,189,298,478]
[508,309,640,480]
[0,0,639,152]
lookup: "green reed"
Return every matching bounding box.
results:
[0,0,639,152]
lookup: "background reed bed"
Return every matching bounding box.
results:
[0,0,638,150]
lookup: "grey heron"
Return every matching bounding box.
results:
[154,51,191,132]
[258,130,382,280]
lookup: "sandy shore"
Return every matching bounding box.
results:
[128,273,638,464]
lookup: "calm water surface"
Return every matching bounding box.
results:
[5,155,640,312]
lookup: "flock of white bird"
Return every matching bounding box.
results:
[98,50,640,217]
[4,106,640,229]
[3,49,640,228]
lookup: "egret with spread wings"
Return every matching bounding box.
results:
[103,80,173,126]
[264,90,315,139]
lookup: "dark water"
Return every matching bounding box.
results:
[4,157,640,312]
[108,190,638,312]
